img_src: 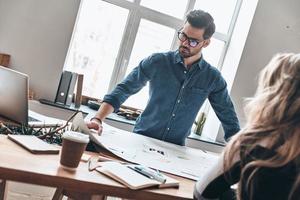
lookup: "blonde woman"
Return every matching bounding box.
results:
[194,53,300,200]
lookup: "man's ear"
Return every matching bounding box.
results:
[202,39,211,48]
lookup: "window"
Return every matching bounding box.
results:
[194,0,238,34]
[125,19,175,109]
[64,0,128,100]
[140,0,188,18]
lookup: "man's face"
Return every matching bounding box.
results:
[178,22,209,58]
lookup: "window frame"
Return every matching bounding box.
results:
[81,0,243,94]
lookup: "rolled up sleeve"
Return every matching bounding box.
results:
[103,55,154,111]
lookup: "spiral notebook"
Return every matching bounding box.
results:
[96,162,179,190]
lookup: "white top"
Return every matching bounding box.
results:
[62,131,90,144]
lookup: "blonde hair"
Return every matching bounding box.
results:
[224,53,300,199]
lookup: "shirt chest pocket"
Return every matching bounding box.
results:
[183,87,209,107]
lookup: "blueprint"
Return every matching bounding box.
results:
[72,113,219,180]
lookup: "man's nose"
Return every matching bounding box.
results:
[182,39,189,47]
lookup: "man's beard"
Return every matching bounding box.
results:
[179,46,193,58]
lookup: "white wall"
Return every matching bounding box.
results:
[215,0,300,141]
[0,0,80,100]
[230,0,300,127]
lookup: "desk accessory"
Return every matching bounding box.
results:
[96,162,179,190]
[0,53,10,67]
[74,74,84,108]
[7,134,59,154]
[88,155,127,171]
[55,71,78,106]
[128,165,166,183]
[87,100,101,110]
[81,153,92,162]
[60,131,89,169]
[194,112,206,136]
[55,71,72,105]
[66,73,78,106]
[116,107,141,120]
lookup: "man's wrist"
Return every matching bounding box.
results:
[90,117,102,124]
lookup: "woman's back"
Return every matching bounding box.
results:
[239,146,298,200]
[194,53,300,200]
[195,145,299,200]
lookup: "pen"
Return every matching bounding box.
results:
[131,165,167,183]
[127,166,153,179]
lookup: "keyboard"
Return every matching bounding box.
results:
[28,116,40,122]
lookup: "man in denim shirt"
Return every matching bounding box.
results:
[87,10,240,145]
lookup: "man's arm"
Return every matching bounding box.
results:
[86,102,114,134]
[208,75,240,141]
[94,102,115,120]
[86,54,157,134]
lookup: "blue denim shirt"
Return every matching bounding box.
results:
[103,51,240,145]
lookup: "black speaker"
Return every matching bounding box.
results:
[55,71,77,106]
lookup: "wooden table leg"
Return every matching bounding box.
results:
[59,189,107,200]
[90,195,107,200]
[0,179,7,200]
[52,188,64,200]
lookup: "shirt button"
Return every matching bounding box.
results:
[182,86,185,89]
[184,71,187,74]
[177,100,180,103]
[172,113,175,117]
[167,128,170,131]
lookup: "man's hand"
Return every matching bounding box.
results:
[86,118,103,135]
[86,102,114,135]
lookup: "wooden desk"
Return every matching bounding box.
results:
[0,135,195,200]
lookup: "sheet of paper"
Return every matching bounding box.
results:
[71,112,105,148]
[71,112,219,180]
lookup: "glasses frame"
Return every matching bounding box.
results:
[177,31,204,48]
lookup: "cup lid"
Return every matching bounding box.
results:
[62,131,90,143]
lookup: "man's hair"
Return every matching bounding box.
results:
[186,10,215,39]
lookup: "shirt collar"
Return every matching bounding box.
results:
[173,50,206,70]
[174,50,183,64]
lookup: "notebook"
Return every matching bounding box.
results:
[7,134,59,154]
[96,162,179,190]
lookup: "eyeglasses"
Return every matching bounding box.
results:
[177,31,203,48]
